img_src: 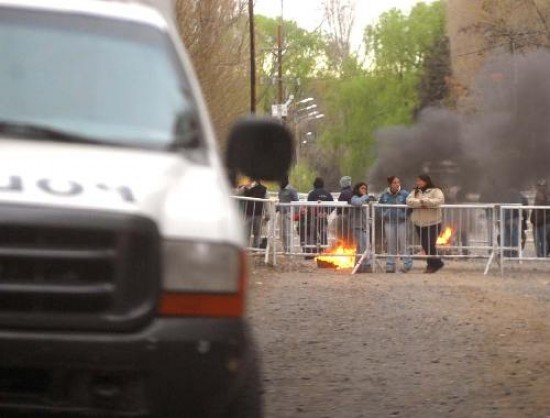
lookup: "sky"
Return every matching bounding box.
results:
[254,0,436,51]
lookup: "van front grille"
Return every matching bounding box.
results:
[0,205,160,332]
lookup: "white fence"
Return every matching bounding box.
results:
[232,196,550,275]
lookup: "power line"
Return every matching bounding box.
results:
[455,42,509,58]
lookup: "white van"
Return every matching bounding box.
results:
[0,1,292,416]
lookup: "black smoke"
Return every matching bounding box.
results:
[368,50,550,202]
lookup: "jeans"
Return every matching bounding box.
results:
[384,221,412,270]
[354,227,371,267]
[503,218,519,257]
[415,223,443,268]
[247,215,263,248]
[279,211,293,252]
[533,223,550,257]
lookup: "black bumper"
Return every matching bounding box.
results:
[0,317,259,417]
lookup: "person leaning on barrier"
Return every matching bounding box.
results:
[241,178,268,248]
[336,176,354,244]
[378,176,412,273]
[406,174,445,273]
[303,177,334,259]
[351,182,374,273]
[500,187,529,257]
[278,176,299,253]
[530,179,550,257]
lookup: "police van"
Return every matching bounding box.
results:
[0,1,292,416]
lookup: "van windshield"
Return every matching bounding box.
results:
[0,8,200,150]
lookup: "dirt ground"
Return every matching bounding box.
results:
[247,259,550,418]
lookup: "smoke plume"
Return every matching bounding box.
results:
[368,51,550,202]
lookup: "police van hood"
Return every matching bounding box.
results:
[0,139,245,244]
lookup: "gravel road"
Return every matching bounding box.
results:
[247,259,550,418]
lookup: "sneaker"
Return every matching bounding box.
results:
[400,265,412,273]
[386,267,396,273]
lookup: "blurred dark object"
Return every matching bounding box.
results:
[226,117,294,185]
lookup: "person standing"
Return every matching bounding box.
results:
[336,176,353,244]
[406,174,445,273]
[242,178,268,248]
[278,176,299,252]
[351,182,374,273]
[500,187,529,257]
[530,179,550,257]
[378,176,412,273]
[304,177,333,257]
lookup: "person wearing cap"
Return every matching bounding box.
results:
[336,176,353,244]
[351,182,375,273]
[530,179,550,257]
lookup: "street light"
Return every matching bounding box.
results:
[294,103,325,163]
[296,104,317,114]
[297,97,314,104]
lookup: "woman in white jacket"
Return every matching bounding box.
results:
[406,174,445,273]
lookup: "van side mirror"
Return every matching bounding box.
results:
[225,117,294,185]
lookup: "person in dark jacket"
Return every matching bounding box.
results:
[241,178,268,248]
[336,176,353,244]
[500,187,529,257]
[530,179,550,257]
[378,176,412,273]
[302,177,333,258]
[278,176,299,252]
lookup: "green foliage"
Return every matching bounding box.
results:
[319,1,448,181]
[255,15,327,113]
[289,161,318,193]
[364,2,446,76]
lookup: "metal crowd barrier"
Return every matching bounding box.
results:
[372,203,496,272]
[231,196,277,264]
[232,196,550,274]
[498,205,550,274]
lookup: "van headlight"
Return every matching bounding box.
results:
[163,241,242,293]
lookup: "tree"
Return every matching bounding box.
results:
[254,15,327,114]
[319,1,448,182]
[175,0,250,143]
[322,0,356,73]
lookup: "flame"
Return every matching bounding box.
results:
[436,227,454,245]
[316,244,356,269]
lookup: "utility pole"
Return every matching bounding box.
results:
[277,0,284,121]
[248,0,256,113]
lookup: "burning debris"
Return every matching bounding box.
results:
[436,226,454,246]
[315,242,356,269]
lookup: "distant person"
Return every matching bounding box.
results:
[446,185,470,255]
[336,176,353,244]
[530,179,550,257]
[500,187,529,257]
[406,174,445,273]
[241,178,268,248]
[303,177,334,258]
[378,176,412,273]
[278,176,299,253]
[351,182,374,273]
